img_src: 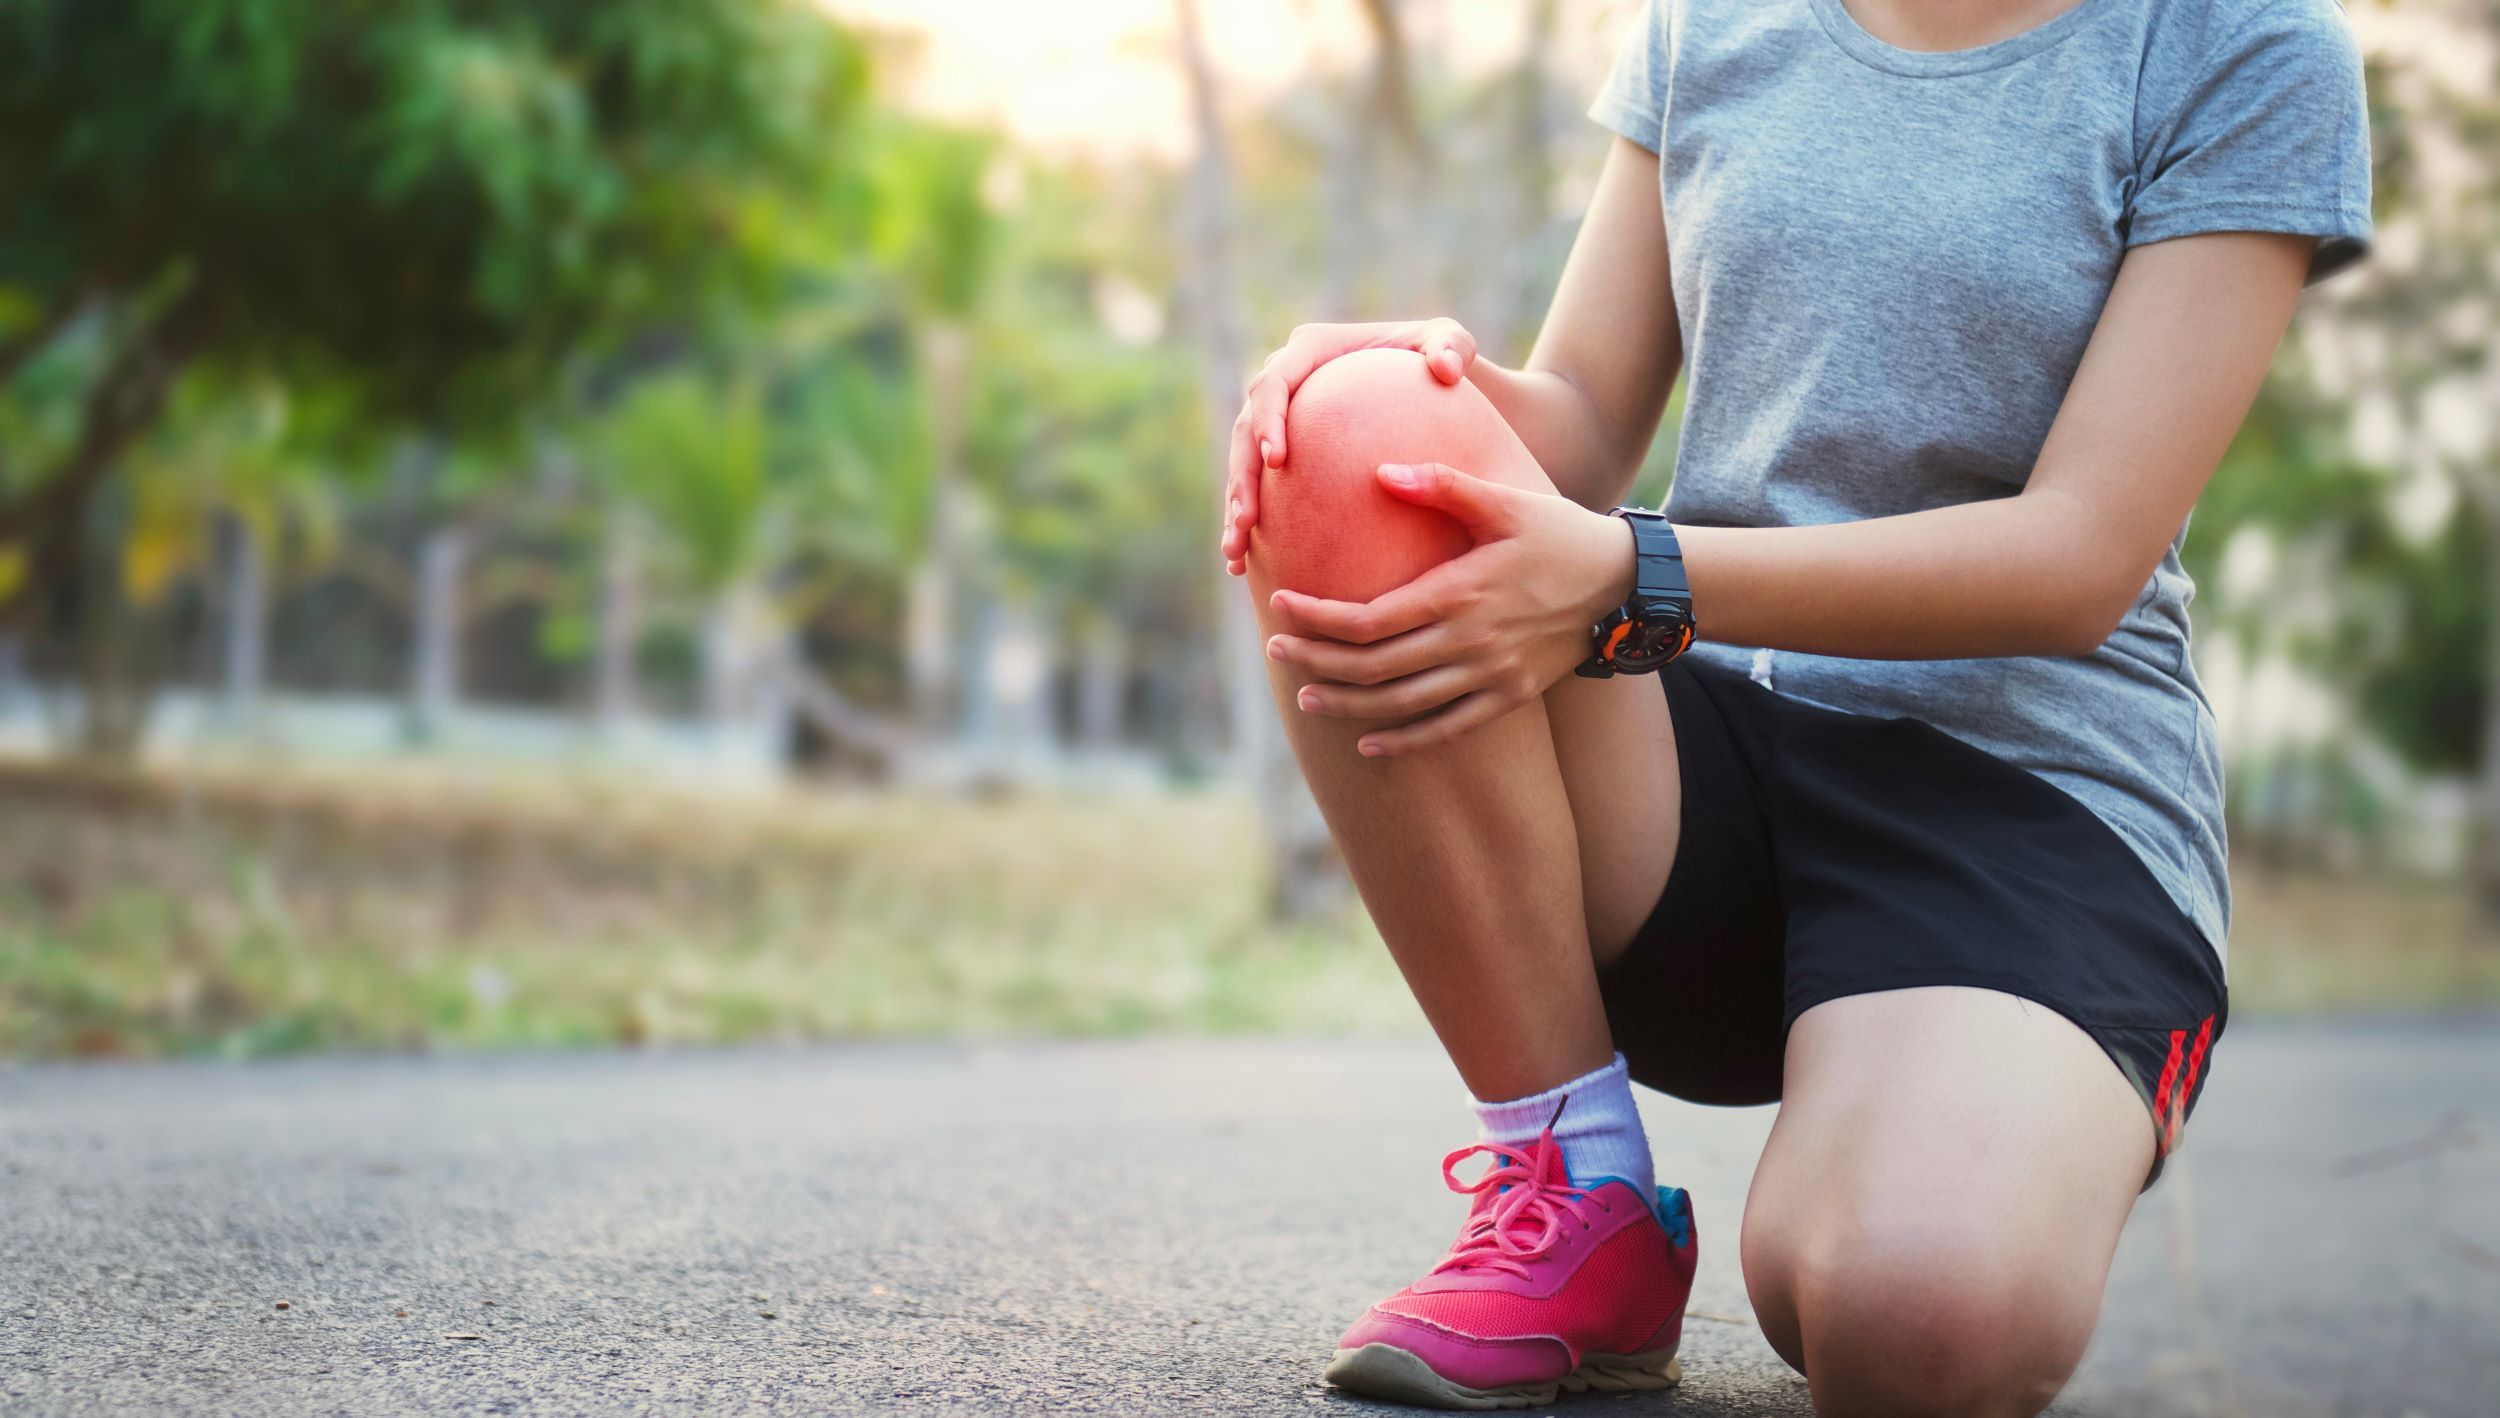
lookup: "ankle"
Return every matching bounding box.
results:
[1469,1051,1657,1201]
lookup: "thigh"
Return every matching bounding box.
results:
[1740,986,2152,1379]
[1544,667,1679,962]
[1577,662,1789,1106]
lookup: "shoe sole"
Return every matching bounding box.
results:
[1324,1341,1683,1410]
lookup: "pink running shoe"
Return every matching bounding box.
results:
[1324,1117,1698,1410]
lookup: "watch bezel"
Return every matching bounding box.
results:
[1608,596,1695,673]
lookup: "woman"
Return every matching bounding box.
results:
[1218,0,2370,1412]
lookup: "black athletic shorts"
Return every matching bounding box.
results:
[1597,657,2228,1187]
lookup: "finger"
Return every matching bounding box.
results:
[1269,580,1441,645]
[1376,461,1518,536]
[1296,665,1474,722]
[1220,430,1260,547]
[1242,436,1270,527]
[1218,471,1248,559]
[1225,408,1258,512]
[1266,626,1450,686]
[1418,318,1477,384]
[1244,344,1316,471]
[1358,690,1515,758]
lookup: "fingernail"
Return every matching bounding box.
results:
[1258,438,1274,464]
[1378,463,1414,486]
[1266,638,1285,661]
[1359,740,1386,757]
[1227,497,1239,522]
[1297,689,1319,711]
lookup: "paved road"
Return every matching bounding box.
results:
[5,1021,2496,1416]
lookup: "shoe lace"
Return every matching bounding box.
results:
[1429,1121,1608,1282]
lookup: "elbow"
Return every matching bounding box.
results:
[2039,577,2143,658]
[2011,491,2157,657]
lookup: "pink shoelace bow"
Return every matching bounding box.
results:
[1430,1128,1611,1281]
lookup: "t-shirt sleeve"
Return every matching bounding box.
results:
[2127,2,2374,284]
[1588,0,1672,153]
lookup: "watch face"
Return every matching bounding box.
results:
[1612,620,1676,672]
[1612,604,1693,672]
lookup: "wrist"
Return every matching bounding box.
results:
[1580,507,1640,620]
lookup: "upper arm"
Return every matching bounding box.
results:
[1523,136,1682,489]
[2025,230,2314,625]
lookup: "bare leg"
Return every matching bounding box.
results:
[1246,348,1673,1100]
[1741,986,2155,1417]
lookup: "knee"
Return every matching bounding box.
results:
[1746,1206,2095,1418]
[1249,347,1548,604]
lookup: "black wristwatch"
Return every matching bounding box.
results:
[1575,508,1695,678]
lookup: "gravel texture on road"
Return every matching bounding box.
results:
[5,1020,2496,1415]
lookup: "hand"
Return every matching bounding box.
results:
[1221,317,1478,576]
[1265,461,1635,757]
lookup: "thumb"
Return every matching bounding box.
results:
[1376,462,1516,535]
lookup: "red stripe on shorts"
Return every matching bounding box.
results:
[2151,1029,2186,1155]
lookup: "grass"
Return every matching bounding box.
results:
[0,757,2492,1061]
[0,758,1416,1059]
[2226,863,2500,1014]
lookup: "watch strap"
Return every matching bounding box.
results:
[1615,508,1689,604]
[1575,508,1695,678]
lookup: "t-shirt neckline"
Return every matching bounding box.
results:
[1806,0,2107,77]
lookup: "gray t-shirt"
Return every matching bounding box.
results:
[1591,0,2372,957]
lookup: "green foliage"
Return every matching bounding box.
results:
[0,0,865,430]
[2357,513,2488,773]
[594,370,771,593]
[859,119,996,321]
[2190,387,2491,777]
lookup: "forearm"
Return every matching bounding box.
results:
[1467,359,1657,513]
[1664,487,2145,661]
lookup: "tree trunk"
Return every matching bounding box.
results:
[905,322,973,735]
[73,484,157,761]
[1176,0,1345,920]
[218,510,268,730]
[593,516,643,735]
[0,284,216,632]
[2475,487,2500,923]
[1489,0,1560,361]
[1357,0,1433,317]
[1077,616,1126,749]
[406,522,466,745]
[0,632,24,711]
[701,587,744,732]
[0,280,91,388]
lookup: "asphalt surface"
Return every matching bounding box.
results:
[5,1021,2496,1416]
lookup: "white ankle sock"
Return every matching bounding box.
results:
[1469,1052,1656,1202]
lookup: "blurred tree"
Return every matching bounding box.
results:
[0,0,864,753]
[860,123,995,734]
[2231,0,2500,904]
[593,370,783,737]
[132,368,349,737]
[1177,0,1348,919]
[963,162,1207,752]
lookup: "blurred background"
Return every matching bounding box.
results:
[0,0,2493,1062]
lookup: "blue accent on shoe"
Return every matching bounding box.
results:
[1565,1171,1690,1237]
[1653,1185,1695,1249]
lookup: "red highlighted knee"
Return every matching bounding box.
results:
[1249,348,1545,605]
